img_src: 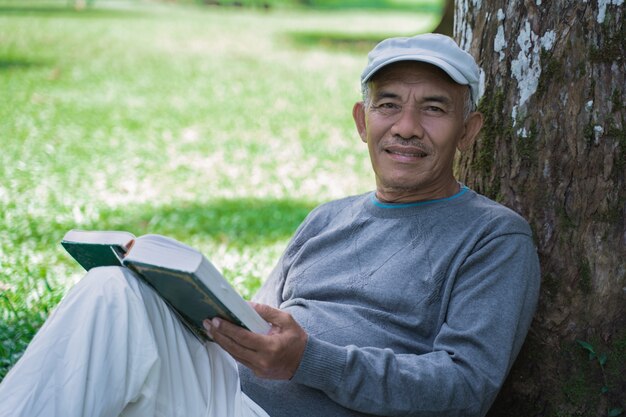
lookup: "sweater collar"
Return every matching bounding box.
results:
[365,185,471,218]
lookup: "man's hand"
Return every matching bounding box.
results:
[203,303,308,380]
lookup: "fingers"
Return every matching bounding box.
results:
[251,303,298,333]
[203,305,308,380]
[251,302,281,321]
[205,317,261,351]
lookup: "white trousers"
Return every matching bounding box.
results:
[0,266,270,417]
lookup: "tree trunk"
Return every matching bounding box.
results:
[454,1,625,415]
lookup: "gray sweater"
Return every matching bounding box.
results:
[240,186,541,417]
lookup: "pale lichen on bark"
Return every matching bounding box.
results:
[494,9,507,62]
[597,0,624,23]
[510,22,556,123]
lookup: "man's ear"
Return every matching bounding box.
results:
[457,111,484,151]
[352,101,368,143]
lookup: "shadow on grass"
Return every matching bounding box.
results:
[0,58,47,71]
[287,31,386,53]
[305,0,442,13]
[286,26,433,53]
[82,197,318,248]
[0,5,146,18]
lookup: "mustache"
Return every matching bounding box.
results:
[382,136,432,153]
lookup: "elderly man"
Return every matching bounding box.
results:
[0,34,540,417]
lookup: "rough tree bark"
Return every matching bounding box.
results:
[453,1,625,416]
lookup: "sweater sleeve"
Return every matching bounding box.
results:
[290,232,541,417]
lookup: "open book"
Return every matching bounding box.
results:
[61,230,271,342]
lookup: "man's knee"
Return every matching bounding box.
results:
[78,266,142,299]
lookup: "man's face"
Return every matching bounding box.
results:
[353,61,482,203]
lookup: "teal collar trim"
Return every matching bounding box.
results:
[372,185,469,209]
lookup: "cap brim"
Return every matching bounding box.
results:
[362,54,469,87]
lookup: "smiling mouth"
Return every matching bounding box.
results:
[384,145,428,159]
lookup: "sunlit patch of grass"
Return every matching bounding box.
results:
[0,0,439,379]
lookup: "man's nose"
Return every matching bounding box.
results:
[390,109,424,139]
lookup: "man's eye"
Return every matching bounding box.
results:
[425,106,445,113]
[374,102,400,113]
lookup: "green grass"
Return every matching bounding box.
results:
[0,0,440,378]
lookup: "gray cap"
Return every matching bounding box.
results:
[361,33,480,105]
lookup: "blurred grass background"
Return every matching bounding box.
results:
[0,0,442,378]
